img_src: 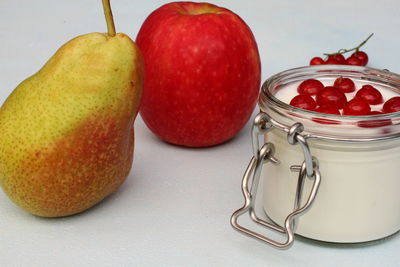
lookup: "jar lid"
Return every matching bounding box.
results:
[259,65,400,142]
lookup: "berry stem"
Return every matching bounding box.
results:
[324,33,374,56]
[102,0,116,37]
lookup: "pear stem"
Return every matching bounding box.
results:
[102,0,116,37]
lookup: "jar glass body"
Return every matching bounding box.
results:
[260,65,400,243]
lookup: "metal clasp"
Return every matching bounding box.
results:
[230,112,322,249]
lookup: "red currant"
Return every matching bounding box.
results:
[290,95,317,111]
[358,111,392,128]
[351,51,368,66]
[313,104,341,124]
[316,86,347,109]
[325,58,340,65]
[333,77,355,93]
[382,96,400,113]
[343,98,371,115]
[370,111,385,115]
[355,85,383,105]
[297,79,324,96]
[346,56,362,66]
[328,54,346,64]
[310,57,325,65]
[315,104,341,115]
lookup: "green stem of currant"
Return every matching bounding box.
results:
[324,33,374,56]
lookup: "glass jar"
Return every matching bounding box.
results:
[231,65,400,249]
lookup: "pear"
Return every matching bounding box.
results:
[0,0,143,217]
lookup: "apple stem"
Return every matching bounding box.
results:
[102,0,116,37]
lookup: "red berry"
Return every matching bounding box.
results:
[313,104,341,124]
[383,96,400,113]
[333,77,356,93]
[315,104,341,115]
[358,111,392,128]
[297,79,324,96]
[346,56,362,66]
[316,86,347,109]
[310,57,325,65]
[290,95,317,111]
[343,98,371,115]
[328,54,346,64]
[370,111,385,115]
[355,85,383,105]
[325,58,340,65]
[351,51,368,66]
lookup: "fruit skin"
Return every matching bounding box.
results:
[351,51,368,66]
[136,2,261,147]
[290,95,316,111]
[343,98,371,115]
[316,86,347,109]
[346,56,362,66]
[297,79,324,96]
[315,104,341,115]
[0,33,143,217]
[327,54,346,64]
[355,85,383,105]
[383,96,400,113]
[325,58,340,65]
[333,77,355,93]
[309,57,324,65]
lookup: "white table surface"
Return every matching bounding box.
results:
[1,0,400,266]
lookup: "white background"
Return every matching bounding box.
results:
[1,0,400,266]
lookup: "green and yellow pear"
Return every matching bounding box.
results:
[0,0,143,217]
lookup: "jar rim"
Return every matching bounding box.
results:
[259,65,400,142]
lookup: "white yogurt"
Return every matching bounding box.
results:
[260,68,400,243]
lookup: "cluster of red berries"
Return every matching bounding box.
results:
[309,33,373,67]
[289,78,400,126]
[310,51,368,66]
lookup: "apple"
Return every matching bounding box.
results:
[136,2,261,147]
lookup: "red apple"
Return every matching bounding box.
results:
[136,2,261,147]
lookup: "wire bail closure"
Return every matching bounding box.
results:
[231,112,322,249]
